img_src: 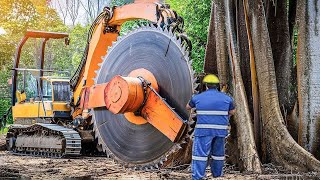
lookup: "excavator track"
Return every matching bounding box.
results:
[93,25,197,169]
[6,123,81,157]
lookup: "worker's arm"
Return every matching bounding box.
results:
[229,97,236,116]
[186,103,192,110]
[229,109,236,116]
[186,97,196,111]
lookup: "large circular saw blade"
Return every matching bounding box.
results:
[93,25,194,168]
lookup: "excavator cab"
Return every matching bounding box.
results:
[11,31,71,125]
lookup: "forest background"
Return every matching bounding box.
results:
[0,0,211,126]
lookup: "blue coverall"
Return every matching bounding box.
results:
[188,88,235,180]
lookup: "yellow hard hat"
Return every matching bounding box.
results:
[203,74,220,84]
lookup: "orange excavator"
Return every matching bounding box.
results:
[7,0,195,169]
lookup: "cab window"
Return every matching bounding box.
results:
[52,81,70,101]
[42,80,52,101]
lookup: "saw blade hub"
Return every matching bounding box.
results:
[104,68,158,120]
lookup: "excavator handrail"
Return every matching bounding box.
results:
[25,30,68,39]
[12,68,70,76]
[11,31,69,106]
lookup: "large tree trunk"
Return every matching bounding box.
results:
[240,0,262,159]
[224,0,261,173]
[265,0,295,116]
[244,0,320,171]
[296,0,320,159]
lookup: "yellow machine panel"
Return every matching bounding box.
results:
[12,101,70,119]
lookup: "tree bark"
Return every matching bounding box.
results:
[236,0,253,115]
[213,0,229,87]
[204,1,218,75]
[244,0,320,171]
[296,0,320,159]
[225,0,262,173]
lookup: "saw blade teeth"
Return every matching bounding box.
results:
[169,29,174,37]
[177,144,182,149]
[184,48,189,56]
[184,50,190,57]
[101,54,107,60]
[177,37,182,45]
[149,166,154,170]
[192,76,197,83]
[181,45,186,53]
[94,70,99,76]
[175,36,179,43]
[185,57,190,66]
[187,59,192,66]
[132,27,139,33]
[169,26,174,33]
[164,27,169,34]
[163,156,168,162]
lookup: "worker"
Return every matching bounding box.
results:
[186,74,235,179]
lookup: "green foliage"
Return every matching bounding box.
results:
[0,98,12,126]
[47,24,90,75]
[0,0,89,126]
[168,0,212,73]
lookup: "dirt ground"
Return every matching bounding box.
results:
[0,136,319,180]
[1,152,319,180]
[0,151,250,180]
